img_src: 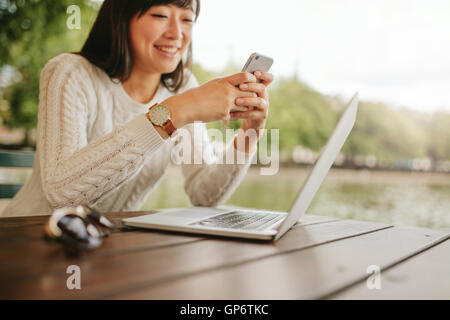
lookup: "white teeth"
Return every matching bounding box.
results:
[156,46,178,53]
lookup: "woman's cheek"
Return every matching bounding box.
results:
[182,26,193,41]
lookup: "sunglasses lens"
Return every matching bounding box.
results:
[57,215,102,250]
[79,205,115,229]
[46,206,112,251]
[86,216,111,237]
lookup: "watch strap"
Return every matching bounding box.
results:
[162,119,176,136]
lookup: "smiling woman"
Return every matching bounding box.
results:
[1,0,275,218]
[80,0,200,93]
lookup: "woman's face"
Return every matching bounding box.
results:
[129,4,195,75]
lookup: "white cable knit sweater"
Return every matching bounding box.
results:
[1,53,255,217]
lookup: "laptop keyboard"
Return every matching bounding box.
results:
[190,210,286,231]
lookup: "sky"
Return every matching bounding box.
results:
[192,0,450,112]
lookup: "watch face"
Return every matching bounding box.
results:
[149,105,170,126]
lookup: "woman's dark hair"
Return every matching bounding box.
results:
[77,0,200,92]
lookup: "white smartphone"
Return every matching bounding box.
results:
[231,52,274,113]
[241,52,274,75]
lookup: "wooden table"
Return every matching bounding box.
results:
[1,207,449,300]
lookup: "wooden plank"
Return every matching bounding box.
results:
[0,211,153,240]
[0,212,339,299]
[329,238,450,299]
[0,230,205,277]
[0,210,335,230]
[0,229,205,269]
[0,212,339,258]
[0,211,145,229]
[109,226,449,299]
[0,210,206,286]
[0,218,390,299]
[0,213,337,264]
[0,214,48,228]
[0,213,338,274]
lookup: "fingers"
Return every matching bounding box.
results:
[221,71,271,126]
[254,71,274,86]
[227,95,268,123]
[235,97,268,111]
[239,82,267,99]
[226,71,273,87]
[230,108,268,124]
[229,110,252,118]
[231,105,249,112]
[230,89,255,112]
[232,86,257,98]
[227,72,257,86]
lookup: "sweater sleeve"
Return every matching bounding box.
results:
[178,123,256,207]
[175,72,257,207]
[37,54,167,208]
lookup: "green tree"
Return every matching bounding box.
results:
[0,0,97,145]
[266,77,337,151]
[344,102,429,162]
[428,111,450,160]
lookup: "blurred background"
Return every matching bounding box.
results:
[0,0,449,229]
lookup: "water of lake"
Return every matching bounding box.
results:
[143,166,450,231]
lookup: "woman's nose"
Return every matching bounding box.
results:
[165,18,183,40]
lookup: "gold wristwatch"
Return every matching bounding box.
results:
[146,103,176,136]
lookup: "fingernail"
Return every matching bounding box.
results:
[236,98,244,104]
[255,71,261,76]
[240,84,248,90]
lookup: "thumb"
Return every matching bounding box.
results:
[227,72,257,87]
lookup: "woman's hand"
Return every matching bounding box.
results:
[231,71,274,153]
[162,72,259,128]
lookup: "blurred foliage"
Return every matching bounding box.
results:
[343,102,430,161]
[1,0,450,163]
[266,77,337,151]
[0,0,97,142]
[428,111,450,161]
[194,61,449,162]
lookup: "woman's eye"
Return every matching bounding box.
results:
[151,14,167,19]
[183,18,194,23]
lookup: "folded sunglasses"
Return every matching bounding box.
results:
[44,205,115,251]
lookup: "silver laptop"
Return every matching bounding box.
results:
[123,93,359,241]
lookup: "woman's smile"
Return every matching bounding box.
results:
[154,45,181,58]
